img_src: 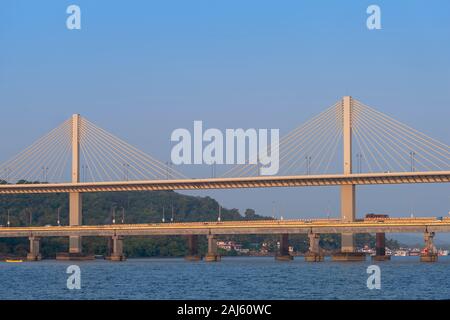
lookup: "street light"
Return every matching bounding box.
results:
[305,156,312,175]
[272,201,276,220]
[120,207,125,224]
[257,156,261,176]
[41,167,49,182]
[7,209,10,227]
[57,207,61,226]
[111,206,116,224]
[356,153,363,173]
[27,208,33,226]
[166,162,172,180]
[326,202,331,219]
[81,165,88,182]
[218,205,222,222]
[211,162,217,178]
[122,163,130,181]
[162,206,166,223]
[410,151,416,172]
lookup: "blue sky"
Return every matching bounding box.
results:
[0,1,449,221]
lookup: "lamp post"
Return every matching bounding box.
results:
[356,153,363,173]
[166,162,172,180]
[122,207,125,224]
[211,162,217,178]
[111,206,116,224]
[81,165,88,182]
[272,201,277,220]
[410,151,416,172]
[27,208,33,226]
[122,163,130,181]
[305,156,312,175]
[41,166,49,182]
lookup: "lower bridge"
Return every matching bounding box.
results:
[1,218,448,262]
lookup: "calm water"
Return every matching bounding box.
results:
[1,256,449,300]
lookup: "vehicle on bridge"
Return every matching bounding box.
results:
[364,213,390,222]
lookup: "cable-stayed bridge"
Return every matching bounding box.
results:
[1,98,448,185]
[0,96,449,262]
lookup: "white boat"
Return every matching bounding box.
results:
[394,250,408,257]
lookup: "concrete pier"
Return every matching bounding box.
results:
[331,234,366,262]
[275,234,293,261]
[332,228,365,261]
[26,236,42,261]
[204,235,221,262]
[372,233,391,261]
[185,235,202,261]
[420,232,438,263]
[56,252,95,260]
[106,235,126,261]
[332,252,366,262]
[305,232,324,262]
[56,234,95,261]
[372,255,391,262]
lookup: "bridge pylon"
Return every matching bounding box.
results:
[341,96,356,252]
[335,96,365,261]
[69,114,82,254]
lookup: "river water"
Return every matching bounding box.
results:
[0,256,449,300]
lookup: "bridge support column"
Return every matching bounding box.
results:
[305,232,324,262]
[107,235,126,261]
[276,234,293,261]
[372,233,391,261]
[341,185,356,253]
[340,97,357,255]
[341,96,356,254]
[69,192,82,254]
[332,97,365,262]
[185,235,202,261]
[26,236,42,261]
[420,232,438,262]
[68,114,83,255]
[205,235,221,262]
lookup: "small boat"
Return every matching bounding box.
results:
[5,259,23,263]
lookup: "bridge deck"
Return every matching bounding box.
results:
[1,218,449,237]
[0,171,449,194]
